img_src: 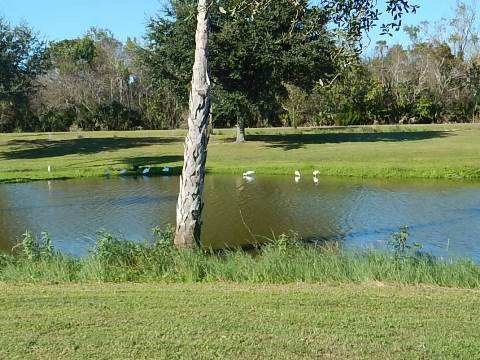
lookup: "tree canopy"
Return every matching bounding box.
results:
[0,18,46,131]
[142,0,337,128]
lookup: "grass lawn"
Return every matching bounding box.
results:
[1,282,479,359]
[1,124,480,183]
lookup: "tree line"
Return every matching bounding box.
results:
[0,1,479,133]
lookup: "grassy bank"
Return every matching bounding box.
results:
[1,124,480,183]
[1,282,479,359]
[2,231,479,288]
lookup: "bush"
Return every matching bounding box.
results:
[1,226,480,288]
[17,230,54,261]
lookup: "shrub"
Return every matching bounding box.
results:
[18,230,54,261]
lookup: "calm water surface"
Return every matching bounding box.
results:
[1,175,480,259]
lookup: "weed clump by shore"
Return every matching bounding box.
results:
[1,227,479,288]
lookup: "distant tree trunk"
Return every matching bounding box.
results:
[174,0,211,249]
[236,117,246,142]
[292,107,297,129]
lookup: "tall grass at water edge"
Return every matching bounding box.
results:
[0,227,479,288]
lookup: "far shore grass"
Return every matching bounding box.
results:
[1,282,479,359]
[1,124,480,183]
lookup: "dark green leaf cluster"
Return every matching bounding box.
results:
[0,18,47,131]
[141,0,338,128]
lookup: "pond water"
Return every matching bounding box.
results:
[0,175,480,260]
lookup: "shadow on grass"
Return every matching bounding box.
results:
[234,131,453,150]
[2,137,182,159]
[121,155,183,175]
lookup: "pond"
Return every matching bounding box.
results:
[1,175,480,260]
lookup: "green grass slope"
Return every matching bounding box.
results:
[1,124,480,183]
[1,283,479,359]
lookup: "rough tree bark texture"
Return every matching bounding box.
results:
[236,118,246,142]
[174,0,211,248]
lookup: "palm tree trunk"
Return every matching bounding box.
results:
[174,0,211,248]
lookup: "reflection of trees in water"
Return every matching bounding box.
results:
[202,175,351,249]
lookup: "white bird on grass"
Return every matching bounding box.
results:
[47,165,52,173]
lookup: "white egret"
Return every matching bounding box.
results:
[313,170,320,177]
[243,170,255,177]
[162,167,170,173]
[47,165,51,172]
[119,169,128,175]
[294,170,301,177]
[142,167,151,175]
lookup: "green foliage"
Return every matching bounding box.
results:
[0,19,46,132]
[76,102,142,131]
[415,96,437,121]
[2,1,480,132]
[48,36,96,69]
[2,227,480,289]
[152,224,175,250]
[387,226,423,261]
[19,230,54,261]
[141,0,336,128]
[35,108,75,132]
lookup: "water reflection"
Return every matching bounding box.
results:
[0,175,479,260]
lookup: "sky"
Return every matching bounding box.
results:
[0,0,164,42]
[0,0,471,49]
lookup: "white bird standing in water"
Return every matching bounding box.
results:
[294,170,301,177]
[142,167,151,175]
[294,170,301,183]
[313,170,320,184]
[243,170,255,177]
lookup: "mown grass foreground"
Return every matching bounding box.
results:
[2,232,480,358]
[1,282,479,359]
[1,124,480,183]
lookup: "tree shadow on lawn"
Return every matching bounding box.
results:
[2,136,183,160]
[118,155,183,175]
[243,131,454,150]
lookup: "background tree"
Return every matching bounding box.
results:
[0,19,46,131]
[141,0,337,139]
[34,29,145,131]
